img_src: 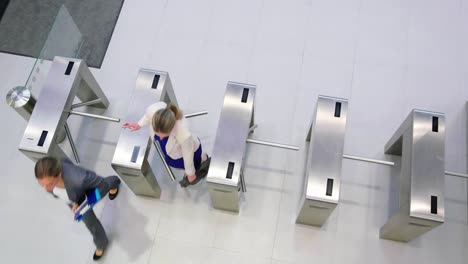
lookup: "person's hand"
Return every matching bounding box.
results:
[122,122,141,131]
[187,174,196,183]
[71,203,79,213]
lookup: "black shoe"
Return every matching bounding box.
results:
[193,157,211,181]
[179,176,190,188]
[108,188,119,200]
[179,157,211,188]
[93,249,105,261]
[179,175,203,187]
[188,174,204,186]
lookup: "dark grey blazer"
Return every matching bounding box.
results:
[60,159,107,205]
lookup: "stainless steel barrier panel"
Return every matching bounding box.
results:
[380,110,445,242]
[206,82,255,212]
[111,69,178,198]
[296,96,348,226]
[6,86,36,121]
[18,56,109,161]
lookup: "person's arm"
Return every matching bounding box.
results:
[123,102,167,130]
[62,159,107,206]
[180,137,196,176]
[67,159,106,191]
[82,170,106,191]
[71,203,79,213]
[174,119,197,176]
[136,116,149,128]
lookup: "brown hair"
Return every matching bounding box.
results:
[34,156,62,179]
[152,103,183,134]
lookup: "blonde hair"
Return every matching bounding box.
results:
[152,103,183,134]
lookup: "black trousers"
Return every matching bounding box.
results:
[81,175,121,249]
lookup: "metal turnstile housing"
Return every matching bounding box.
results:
[206,82,255,212]
[296,96,348,226]
[18,56,109,161]
[111,69,178,198]
[380,110,445,242]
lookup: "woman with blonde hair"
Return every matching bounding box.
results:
[123,102,208,186]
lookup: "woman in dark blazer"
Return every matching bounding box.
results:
[34,156,121,261]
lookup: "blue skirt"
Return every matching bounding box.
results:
[154,135,202,170]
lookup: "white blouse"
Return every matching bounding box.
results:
[138,102,202,176]
[53,186,72,205]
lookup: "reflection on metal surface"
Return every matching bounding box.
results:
[444,171,468,179]
[342,154,395,166]
[6,86,36,120]
[153,141,176,181]
[246,139,299,151]
[296,96,348,226]
[111,69,178,198]
[341,155,467,177]
[207,82,256,212]
[380,110,445,242]
[18,56,109,162]
[248,124,258,133]
[64,123,80,164]
[68,110,120,122]
[184,111,208,119]
[71,98,103,109]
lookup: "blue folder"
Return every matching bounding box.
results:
[74,188,102,222]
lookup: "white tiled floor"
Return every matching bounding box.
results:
[1,0,468,263]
